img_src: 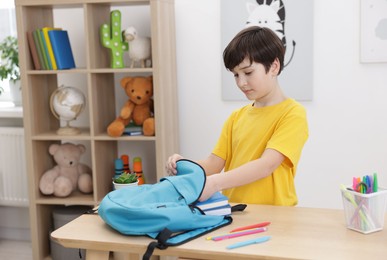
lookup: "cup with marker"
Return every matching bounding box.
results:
[341,173,387,234]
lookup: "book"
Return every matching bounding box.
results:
[195,192,229,211]
[48,30,76,69]
[38,29,52,69]
[123,122,143,136]
[26,31,41,70]
[42,27,62,70]
[203,204,231,216]
[33,29,47,70]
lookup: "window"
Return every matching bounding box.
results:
[0,0,17,102]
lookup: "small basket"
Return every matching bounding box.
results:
[341,187,387,234]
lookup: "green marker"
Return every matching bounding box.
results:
[373,172,378,193]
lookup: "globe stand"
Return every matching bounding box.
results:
[57,120,81,135]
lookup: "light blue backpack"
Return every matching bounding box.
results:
[98,159,245,259]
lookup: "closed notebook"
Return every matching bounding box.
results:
[32,30,45,69]
[123,122,143,135]
[195,192,229,211]
[203,204,231,216]
[34,29,48,70]
[38,29,52,69]
[42,27,61,70]
[48,30,76,69]
[26,31,41,70]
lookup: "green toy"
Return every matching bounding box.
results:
[100,10,128,68]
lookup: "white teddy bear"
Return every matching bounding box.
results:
[39,143,93,197]
[123,26,152,68]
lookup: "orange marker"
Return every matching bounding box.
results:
[230,221,271,233]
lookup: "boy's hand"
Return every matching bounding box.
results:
[165,154,184,175]
[199,174,221,202]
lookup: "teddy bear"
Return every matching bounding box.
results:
[107,76,155,137]
[39,143,93,198]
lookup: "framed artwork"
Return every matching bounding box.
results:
[221,0,314,101]
[360,0,387,63]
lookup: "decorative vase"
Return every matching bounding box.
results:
[112,180,139,190]
[9,80,22,106]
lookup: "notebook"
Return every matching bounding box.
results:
[48,30,76,69]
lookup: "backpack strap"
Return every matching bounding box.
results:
[231,204,247,212]
[143,228,172,260]
[142,216,233,260]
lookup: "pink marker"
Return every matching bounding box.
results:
[212,227,267,241]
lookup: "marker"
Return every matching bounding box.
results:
[212,227,267,241]
[373,173,378,193]
[230,221,271,233]
[226,235,271,250]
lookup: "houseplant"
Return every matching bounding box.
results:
[0,36,21,104]
[112,172,138,189]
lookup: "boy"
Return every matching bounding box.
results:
[166,26,308,206]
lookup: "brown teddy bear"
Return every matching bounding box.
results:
[39,143,93,197]
[107,76,155,137]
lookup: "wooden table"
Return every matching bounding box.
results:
[51,205,387,260]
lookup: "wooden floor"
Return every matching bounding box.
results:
[0,240,33,260]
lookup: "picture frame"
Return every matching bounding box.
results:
[221,0,314,101]
[360,0,387,63]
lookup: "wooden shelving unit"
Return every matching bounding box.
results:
[14,0,178,259]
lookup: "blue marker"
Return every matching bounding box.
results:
[226,236,271,250]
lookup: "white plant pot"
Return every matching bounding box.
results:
[113,180,139,190]
[9,80,22,106]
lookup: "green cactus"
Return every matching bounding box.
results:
[100,10,128,68]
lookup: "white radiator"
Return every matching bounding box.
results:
[0,127,28,207]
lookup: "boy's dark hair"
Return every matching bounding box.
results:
[223,26,285,75]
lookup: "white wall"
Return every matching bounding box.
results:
[174,0,387,209]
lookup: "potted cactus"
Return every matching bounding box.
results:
[112,172,138,190]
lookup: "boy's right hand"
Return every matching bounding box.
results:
[165,154,184,176]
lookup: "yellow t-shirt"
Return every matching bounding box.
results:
[212,98,308,206]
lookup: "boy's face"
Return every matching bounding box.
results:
[231,58,278,103]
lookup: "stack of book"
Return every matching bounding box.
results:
[195,192,231,216]
[27,27,76,70]
[123,122,143,136]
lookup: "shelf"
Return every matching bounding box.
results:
[16,0,178,259]
[36,192,95,206]
[26,68,153,74]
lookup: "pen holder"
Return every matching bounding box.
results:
[341,187,387,234]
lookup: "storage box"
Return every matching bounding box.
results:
[341,187,387,234]
[50,206,91,260]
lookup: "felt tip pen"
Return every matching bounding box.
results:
[230,221,271,233]
[373,172,378,192]
[226,236,271,250]
[212,227,267,241]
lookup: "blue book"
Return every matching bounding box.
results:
[48,30,76,69]
[195,192,229,211]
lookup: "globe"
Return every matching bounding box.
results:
[50,86,86,135]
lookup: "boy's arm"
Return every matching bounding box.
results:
[165,153,224,176]
[196,153,225,176]
[199,148,285,201]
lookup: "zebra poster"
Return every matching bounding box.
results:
[221,0,314,101]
